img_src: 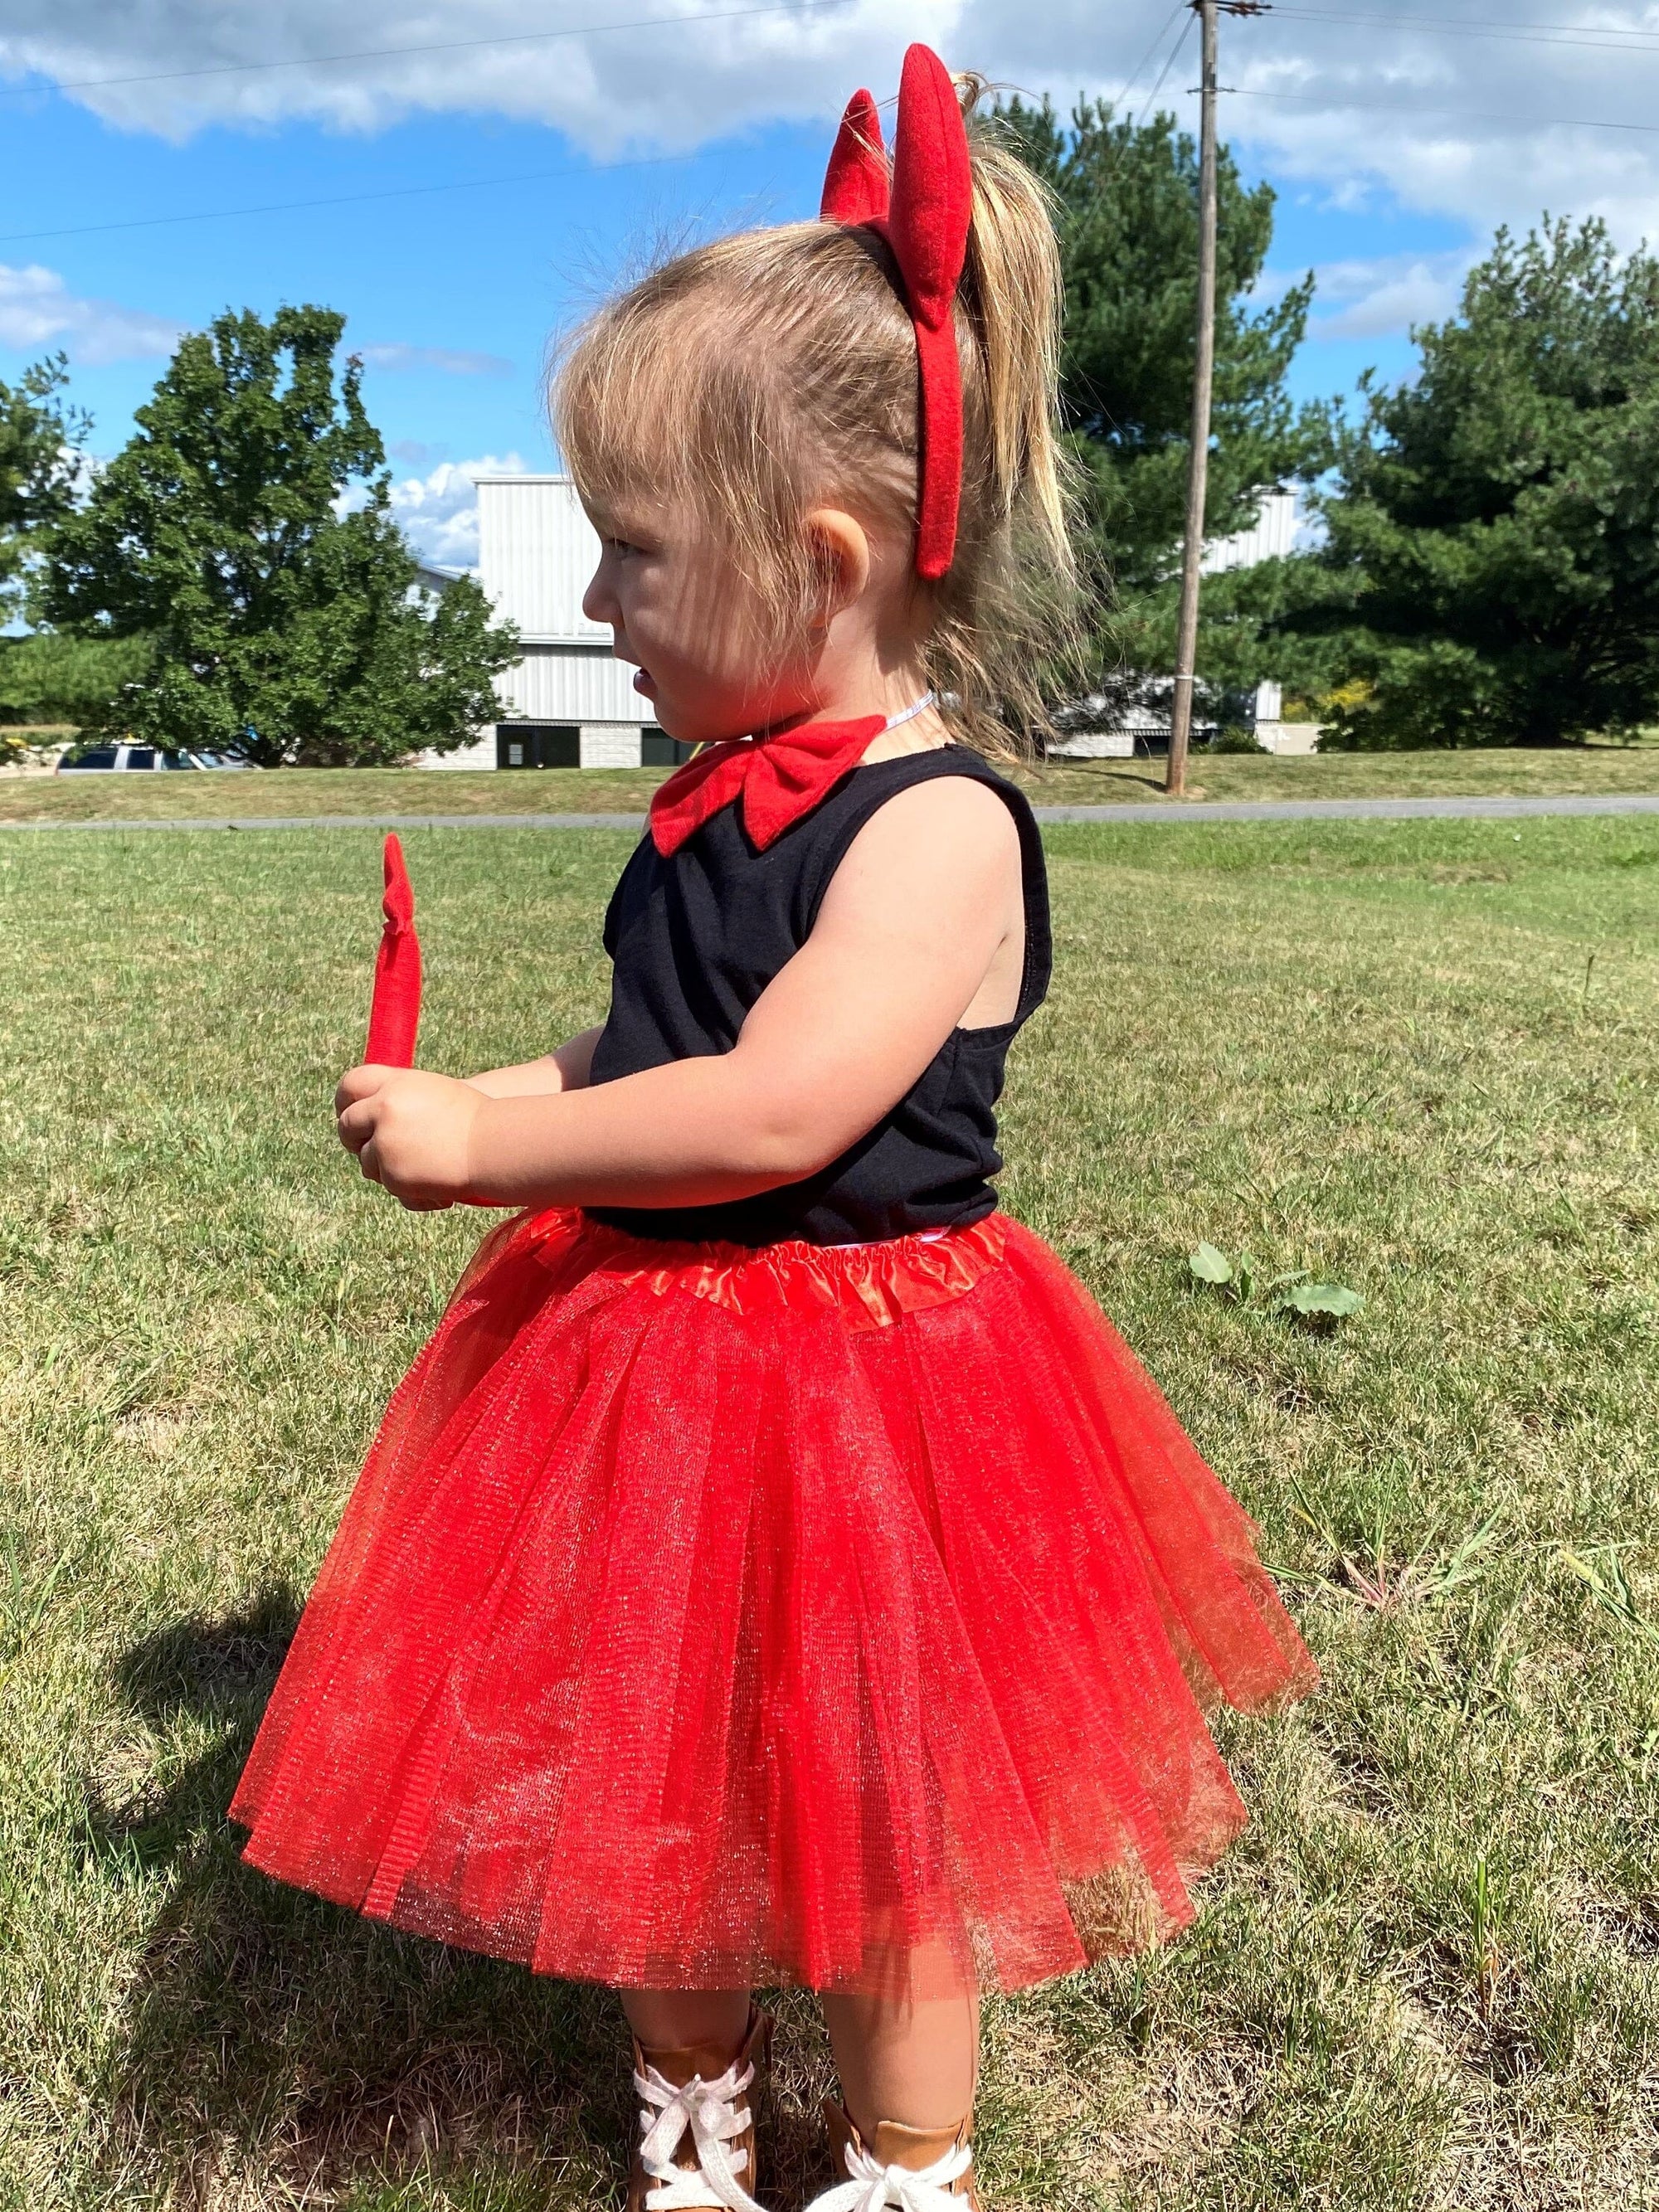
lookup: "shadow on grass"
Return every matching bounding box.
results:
[85,1593,839,2207]
[1027,763,1172,798]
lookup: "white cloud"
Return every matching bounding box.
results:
[382,452,531,568]
[0,1,956,153]
[1219,3,1659,249]
[0,261,179,362]
[1301,250,1477,342]
[4,3,1659,251]
[358,342,512,376]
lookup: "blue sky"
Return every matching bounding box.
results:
[2,2,1653,565]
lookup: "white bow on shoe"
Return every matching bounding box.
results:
[806,2135,975,2212]
[634,2055,766,2212]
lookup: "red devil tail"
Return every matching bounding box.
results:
[364,833,421,1067]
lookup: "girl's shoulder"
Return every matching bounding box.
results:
[823,741,1039,858]
[829,738,1043,862]
[807,743,1050,983]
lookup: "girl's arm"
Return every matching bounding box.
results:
[337,779,1023,1213]
[465,1026,604,1099]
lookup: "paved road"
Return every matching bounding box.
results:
[2,791,1659,833]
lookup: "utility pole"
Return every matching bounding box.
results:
[1166,0,1264,797]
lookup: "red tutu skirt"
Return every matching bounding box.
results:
[231,1208,1313,1996]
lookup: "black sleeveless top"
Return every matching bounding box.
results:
[586,746,1051,1247]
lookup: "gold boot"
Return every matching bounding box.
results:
[810,2095,982,2209]
[627,2004,771,2212]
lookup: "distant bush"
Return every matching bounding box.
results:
[1207,723,1266,754]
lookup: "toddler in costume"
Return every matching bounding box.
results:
[232,47,1315,2212]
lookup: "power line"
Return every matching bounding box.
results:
[1224,81,1659,134]
[1141,7,1199,119]
[0,147,725,246]
[1271,6,1659,52]
[0,0,851,104]
[1118,0,1190,120]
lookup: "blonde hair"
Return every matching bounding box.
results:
[552,79,1078,754]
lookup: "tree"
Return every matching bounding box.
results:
[45,306,518,764]
[0,357,117,739]
[0,630,148,728]
[0,354,87,611]
[999,97,1317,693]
[1263,219,1659,747]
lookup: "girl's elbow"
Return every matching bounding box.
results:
[742,1092,849,1181]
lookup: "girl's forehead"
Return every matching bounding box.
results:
[585,490,682,539]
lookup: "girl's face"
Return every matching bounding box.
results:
[581,498,818,745]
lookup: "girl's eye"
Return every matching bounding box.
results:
[606,537,645,559]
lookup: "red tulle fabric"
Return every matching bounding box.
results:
[231,1209,1314,1996]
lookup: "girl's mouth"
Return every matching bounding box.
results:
[632,668,656,698]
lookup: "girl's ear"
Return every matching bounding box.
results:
[802,507,872,630]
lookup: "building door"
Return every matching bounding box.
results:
[498,724,580,768]
[640,726,697,766]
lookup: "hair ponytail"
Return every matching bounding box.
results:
[935,82,1079,746]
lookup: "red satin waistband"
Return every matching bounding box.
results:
[499,1207,1009,1332]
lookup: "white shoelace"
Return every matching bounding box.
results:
[805,2136,973,2212]
[634,2055,766,2212]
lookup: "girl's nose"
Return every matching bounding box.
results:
[583,562,617,629]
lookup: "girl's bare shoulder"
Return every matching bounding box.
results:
[823,770,1022,914]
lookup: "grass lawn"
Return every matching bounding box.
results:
[3,741,1659,822]
[1,815,1656,2210]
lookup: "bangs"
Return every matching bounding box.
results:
[554,287,710,521]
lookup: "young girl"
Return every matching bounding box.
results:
[232,49,1314,2211]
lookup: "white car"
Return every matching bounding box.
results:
[56,743,254,772]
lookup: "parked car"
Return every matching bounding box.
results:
[56,743,254,772]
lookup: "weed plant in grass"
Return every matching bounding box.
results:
[0,818,1655,2210]
[4,744,1659,824]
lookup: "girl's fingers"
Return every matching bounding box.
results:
[358,1136,383,1185]
[335,1064,386,1116]
[338,1098,377,1155]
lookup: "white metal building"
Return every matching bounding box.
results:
[421,474,690,771]
[426,477,1314,767]
[1200,488,1298,576]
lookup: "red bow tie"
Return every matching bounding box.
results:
[648,713,887,856]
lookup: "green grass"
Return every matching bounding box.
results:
[4,741,1659,822]
[1,816,1656,2210]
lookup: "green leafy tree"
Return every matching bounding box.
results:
[45,306,518,764]
[0,355,105,737]
[1264,218,1659,747]
[999,97,1316,693]
[0,354,87,608]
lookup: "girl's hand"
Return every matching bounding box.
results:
[335,1067,486,1211]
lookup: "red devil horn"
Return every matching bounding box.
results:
[888,47,971,333]
[820,88,888,225]
[364,832,422,1067]
[888,45,972,580]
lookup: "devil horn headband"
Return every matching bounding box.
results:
[819,44,972,581]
